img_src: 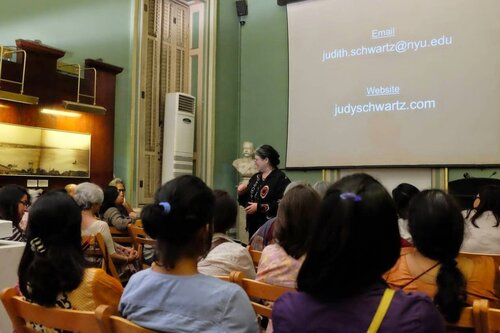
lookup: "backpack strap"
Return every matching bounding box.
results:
[366,288,396,333]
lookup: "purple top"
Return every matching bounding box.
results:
[272,282,445,333]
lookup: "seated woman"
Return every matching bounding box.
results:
[462,185,500,253]
[198,190,256,278]
[17,191,123,318]
[256,183,321,288]
[74,183,139,279]
[385,189,498,322]
[0,184,30,242]
[100,186,136,231]
[272,173,445,332]
[392,183,420,247]
[119,175,258,333]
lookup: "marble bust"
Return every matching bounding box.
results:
[233,141,258,184]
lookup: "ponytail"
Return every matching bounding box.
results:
[434,259,466,323]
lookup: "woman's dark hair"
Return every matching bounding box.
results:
[297,173,400,299]
[0,184,29,228]
[408,190,466,322]
[274,184,320,259]
[466,185,500,228]
[392,183,420,219]
[213,190,238,233]
[255,145,280,168]
[18,191,84,306]
[141,175,215,270]
[99,186,119,216]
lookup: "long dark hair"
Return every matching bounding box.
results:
[274,184,320,259]
[0,184,29,228]
[297,173,400,300]
[141,175,215,270]
[18,191,84,306]
[392,183,420,220]
[212,190,238,234]
[409,190,466,323]
[99,186,119,216]
[465,185,500,228]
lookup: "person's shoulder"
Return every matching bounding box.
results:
[391,289,445,330]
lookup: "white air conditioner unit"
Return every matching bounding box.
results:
[161,92,196,184]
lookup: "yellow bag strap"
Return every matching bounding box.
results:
[366,288,396,333]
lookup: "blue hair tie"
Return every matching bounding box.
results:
[159,201,171,214]
[339,192,362,202]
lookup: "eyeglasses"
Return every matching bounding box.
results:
[118,189,126,193]
[19,200,30,207]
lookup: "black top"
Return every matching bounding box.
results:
[238,169,290,235]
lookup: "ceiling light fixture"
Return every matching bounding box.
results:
[61,64,106,115]
[40,108,81,118]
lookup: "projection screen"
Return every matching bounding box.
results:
[286,0,500,168]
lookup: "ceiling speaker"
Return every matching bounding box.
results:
[236,0,248,16]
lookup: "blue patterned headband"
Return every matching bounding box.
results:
[159,201,171,214]
[339,192,362,202]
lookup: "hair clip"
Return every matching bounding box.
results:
[159,201,171,214]
[30,237,46,254]
[339,192,362,202]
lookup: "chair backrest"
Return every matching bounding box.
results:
[82,235,106,270]
[127,224,156,268]
[246,246,262,270]
[94,232,121,280]
[445,299,488,333]
[230,271,295,319]
[459,251,500,299]
[0,287,103,333]
[95,304,156,333]
[108,226,133,245]
[479,299,500,333]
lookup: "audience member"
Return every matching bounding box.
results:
[119,175,258,333]
[198,190,256,278]
[392,183,420,246]
[109,178,137,218]
[385,189,497,322]
[312,180,332,198]
[17,191,123,314]
[0,184,30,242]
[462,185,500,253]
[272,173,445,332]
[75,183,139,280]
[238,145,290,237]
[64,183,77,197]
[100,186,136,231]
[256,183,320,288]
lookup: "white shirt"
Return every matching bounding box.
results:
[461,210,500,254]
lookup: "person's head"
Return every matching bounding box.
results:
[18,191,84,306]
[99,186,121,215]
[141,175,215,269]
[392,183,420,219]
[297,173,400,300]
[408,190,466,322]
[109,178,126,196]
[255,145,280,171]
[274,184,321,259]
[469,185,500,227]
[312,180,332,199]
[0,184,30,228]
[242,141,254,158]
[74,182,104,214]
[212,190,238,234]
[64,183,77,197]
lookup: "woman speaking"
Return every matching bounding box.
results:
[238,145,290,237]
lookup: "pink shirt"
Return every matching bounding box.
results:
[256,244,304,288]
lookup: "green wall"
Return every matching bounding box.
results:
[0,0,135,189]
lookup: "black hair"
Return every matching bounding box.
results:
[408,190,466,323]
[213,190,238,234]
[255,145,281,168]
[297,173,400,299]
[99,186,119,216]
[141,175,215,270]
[18,191,84,306]
[0,184,29,228]
[392,183,420,220]
[274,184,321,259]
[466,185,500,228]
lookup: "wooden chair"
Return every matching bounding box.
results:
[109,226,133,246]
[82,234,106,270]
[230,271,294,319]
[246,245,262,270]
[95,304,155,333]
[0,287,103,333]
[94,232,121,281]
[445,299,488,333]
[128,224,156,269]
